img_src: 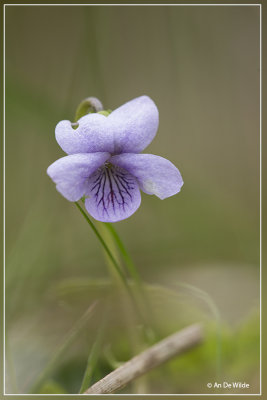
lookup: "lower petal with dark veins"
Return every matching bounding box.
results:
[84,164,141,222]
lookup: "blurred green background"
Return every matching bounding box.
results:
[5,5,260,395]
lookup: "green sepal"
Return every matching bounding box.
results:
[75,97,103,122]
[98,109,112,117]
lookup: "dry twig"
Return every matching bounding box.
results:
[83,323,203,394]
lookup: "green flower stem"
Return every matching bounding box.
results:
[94,238,150,393]
[75,202,145,327]
[103,223,157,339]
[75,202,128,289]
[96,221,126,286]
[104,223,142,284]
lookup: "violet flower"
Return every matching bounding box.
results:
[47,96,183,222]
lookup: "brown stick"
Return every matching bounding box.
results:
[83,323,203,394]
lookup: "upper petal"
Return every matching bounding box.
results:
[47,152,110,201]
[84,164,141,222]
[55,113,115,154]
[55,96,158,156]
[110,153,184,200]
[107,96,159,153]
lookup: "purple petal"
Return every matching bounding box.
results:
[47,153,110,201]
[111,154,184,200]
[84,164,141,222]
[55,96,158,156]
[108,96,159,153]
[55,114,115,154]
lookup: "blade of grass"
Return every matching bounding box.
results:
[144,281,222,381]
[79,305,108,393]
[79,328,105,393]
[30,301,97,394]
[176,282,222,381]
